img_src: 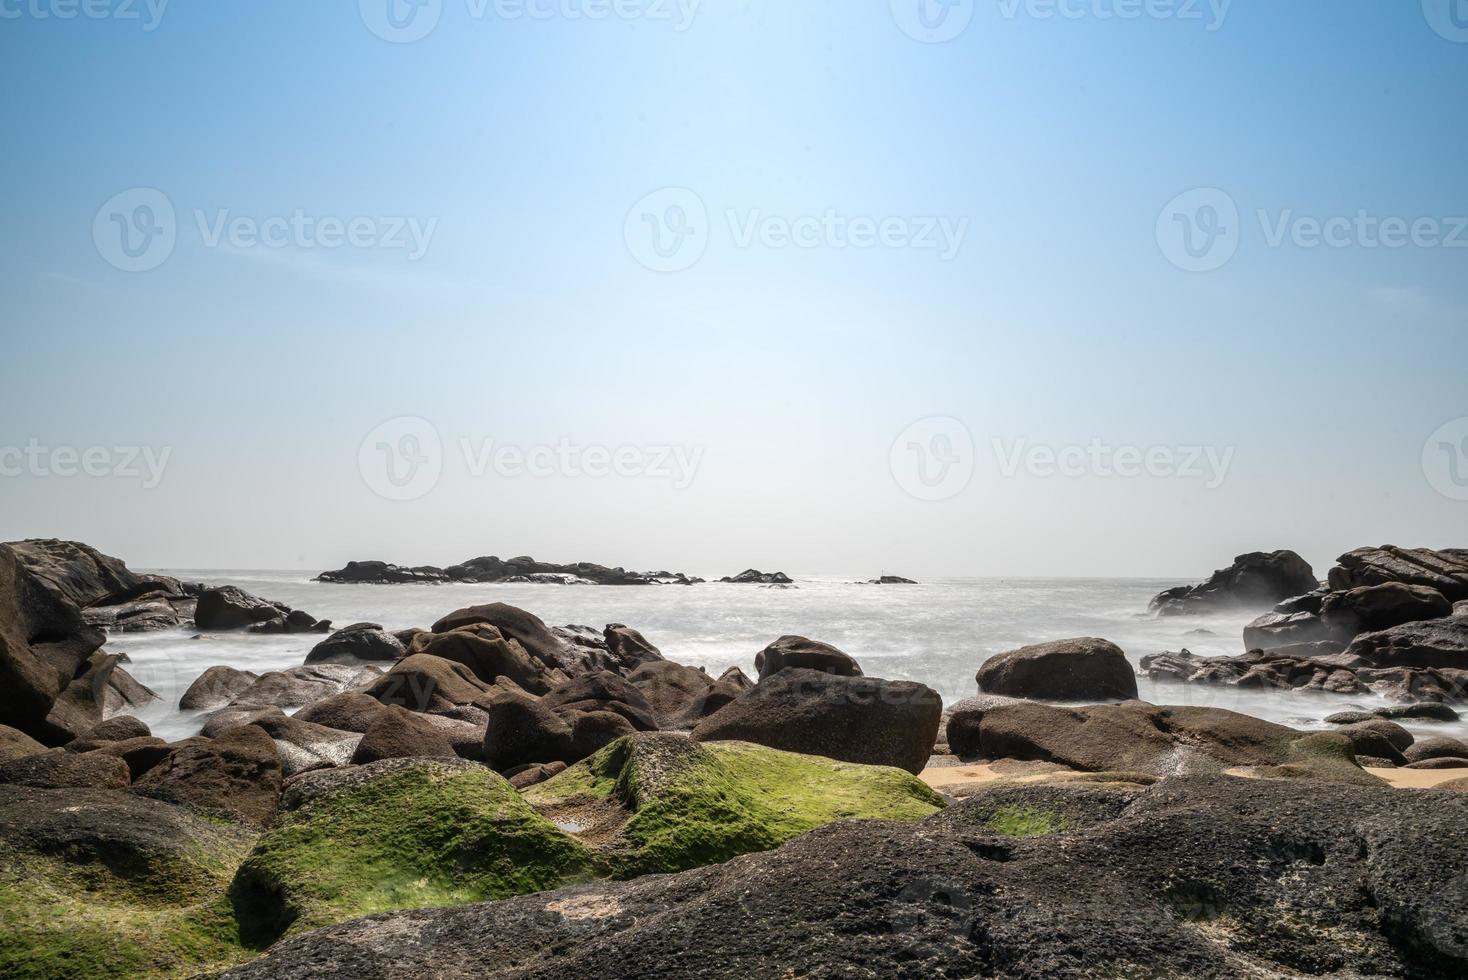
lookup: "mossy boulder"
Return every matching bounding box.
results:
[228,758,591,944]
[523,732,945,878]
[0,785,257,979]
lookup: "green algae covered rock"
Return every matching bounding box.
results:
[0,785,258,979]
[523,732,945,878]
[228,758,591,944]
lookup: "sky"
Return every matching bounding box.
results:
[1,0,1465,578]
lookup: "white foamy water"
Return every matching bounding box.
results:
[108,572,1466,743]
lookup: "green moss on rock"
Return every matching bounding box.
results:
[229,758,591,943]
[983,805,1068,837]
[525,734,945,877]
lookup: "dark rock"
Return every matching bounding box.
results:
[691,668,942,774]
[320,556,699,586]
[719,569,793,584]
[1405,758,1468,770]
[541,671,659,731]
[228,664,383,711]
[0,747,131,788]
[1341,616,1468,670]
[1377,701,1461,721]
[718,666,755,691]
[194,585,288,630]
[944,695,1027,757]
[866,575,917,584]
[1320,582,1454,638]
[5,538,170,608]
[977,637,1137,701]
[350,704,458,764]
[507,760,567,789]
[1333,721,1412,764]
[1404,736,1468,763]
[628,660,741,729]
[482,693,576,772]
[1241,610,1343,651]
[1274,590,1329,615]
[755,635,863,680]
[66,714,150,749]
[179,665,260,711]
[81,735,175,780]
[216,775,1468,980]
[408,624,557,693]
[132,725,283,827]
[227,709,363,776]
[569,710,637,758]
[305,623,406,664]
[0,723,46,762]
[1327,545,1468,602]
[314,560,450,584]
[294,691,391,733]
[603,624,664,670]
[1149,551,1318,615]
[365,654,496,712]
[432,603,572,673]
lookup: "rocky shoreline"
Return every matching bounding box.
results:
[2,539,1465,978]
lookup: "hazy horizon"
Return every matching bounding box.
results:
[3,1,1465,575]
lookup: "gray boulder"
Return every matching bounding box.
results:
[977,638,1137,701]
[755,635,862,680]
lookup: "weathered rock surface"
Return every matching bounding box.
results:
[976,637,1138,701]
[1328,545,1468,601]
[1149,550,1318,615]
[754,634,863,680]
[0,723,46,762]
[227,663,383,711]
[1320,582,1454,636]
[1142,647,1466,704]
[365,654,497,712]
[220,775,1468,980]
[349,704,458,764]
[0,748,132,789]
[304,623,405,664]
[132,725,283,827]
[627,660,742,729]
[1341,615,1468,670]
[691,668,942,774]
[408,623,559,693]
[179,665,260,711]
[194,585,326,634]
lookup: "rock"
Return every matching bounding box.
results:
[0,784,257,979]
[603,624,664,670]
[755,635,863,680]
[1149,550,1318,615]
[81,736,175,780]
[1323,710,1376,725]
[1341,615,1468,670]
[1275,590,1329,614]
[304,623,405,664]
[719,568,793,584]
[228,663,383,711]
[1333,720,1412,764]
[541,671,660,731]
[965,700,1377,782]
[0,723,46,762]
[228,758,590,944]
[83,596,187,632]
[1140,648,1465,703]
[67,714,150,747]
[5,538,169,608]
[179,665,260,711]
[481,693,577,772]
[431,602,572,672]
[719,665,755,691]
[193,585,287,630]
[1319,582,1454,637]
[1327,545,1468,602]
[944,695,1027,757]
[132,725,282,827]
[226,709,363,776]
[314,560,450,584]
[407,624,557,693]
[293,691,390,733]
[866,575,917,584]
[524,733,943,877]
[217,775,1468,980]
[0,748,131,788]
[691,668,942,774]
[977,638,1138,701]
[1241,610,1342,651]
[508,760,567,789]
[1404,736,1468,763]
[568,710,637,758]
[628,660,741,729]
[365,654,496,712]
[349,704,458,764]
[1405,758,1468,770]
[44,649,158,745]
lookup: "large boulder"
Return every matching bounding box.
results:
[365,654,497,712]
[132,725,283,827]
[1149,551,1318,615]
[0,723,46,762]
[304,623,405,664]
[691,669,942,774]
[481,692,577,772]
[430,603,572,672]
[943,695,1027,757]
[540,671,660,731]
[223,708,363,776]
[0,785,257,979]
[407,624,557,693]
[1405,736,1468,764]
[523,733,943,877]
[217,776,1468,980]
[179,665,260,711]
[227,758,590,944]
[976,638,1138,701]
[1241,610,1343,652]
[1340,616,1468,670]
[627,660,742,729]
[293,691,390,733]
[5,538,159,607]
[0,748,131,789]
[1328,545,1468,602]
[1319,583,1453,636]
[603,624,664,670]
[194,585,287,630]
[1140,649,1368,697]
[349,704,458,764]
[719,569,793,584]
[227,663,383,711]
[314,560,450,584]
[754,635,862,680]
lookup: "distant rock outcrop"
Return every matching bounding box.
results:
[1149,551,1318,615]
[719,569,793,584]
[316,555,703,586]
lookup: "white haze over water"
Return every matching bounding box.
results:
[112,572,1467,744]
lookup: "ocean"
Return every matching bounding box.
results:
[110,572,1466,743]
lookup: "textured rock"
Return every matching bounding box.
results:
[407,624,557,693]
[179,665,260,711]
[1342,616,1468,670]
[1327,545,1468,602]
[0,723,46,762]
[754,635,863,680]
[0,748,131,789]
[977,637,1138,701]
[365,654,496,712]
[1149,550,1318,615]
[304,623,405,664]
[349,704,458,764]
[1320,582,1454,636]
[132,725,283,827]
[628,660,741,729]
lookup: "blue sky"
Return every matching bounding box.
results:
[1,0,1465,576]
